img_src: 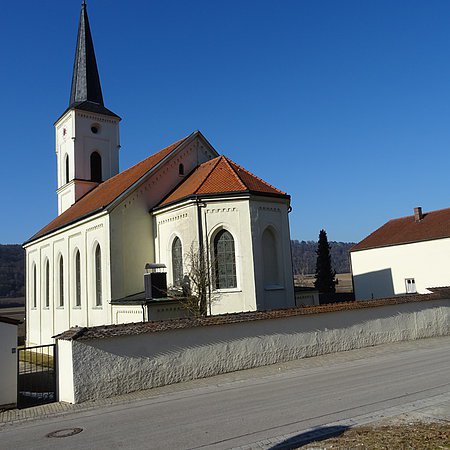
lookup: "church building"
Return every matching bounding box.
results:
[23,2,294,346]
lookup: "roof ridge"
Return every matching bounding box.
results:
[193,156,224,194]
[221,156,247,190]
[225,157,286,195]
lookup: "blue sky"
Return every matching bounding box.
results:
[2,0,450,244]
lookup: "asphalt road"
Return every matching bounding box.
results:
[1,337,449,449]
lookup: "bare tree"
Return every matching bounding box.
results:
[169,242,218,317]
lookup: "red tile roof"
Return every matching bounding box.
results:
[351,207,450,251]
[158,156,288,207]
[27,135,191,243]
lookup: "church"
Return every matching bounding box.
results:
[23,2,294,346]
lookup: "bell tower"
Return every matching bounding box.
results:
[55,1,121,215]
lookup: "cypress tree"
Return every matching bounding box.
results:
[314,229,336,293]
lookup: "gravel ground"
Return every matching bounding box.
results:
[302,422,450,449]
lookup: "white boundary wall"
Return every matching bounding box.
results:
[58,298,450,403]
[0,322,18,406]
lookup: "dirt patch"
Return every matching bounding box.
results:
[301,422,450,449]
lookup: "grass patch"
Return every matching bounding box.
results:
[302,423,450,449]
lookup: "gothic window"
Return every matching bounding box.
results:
[65,154,70,184]
[58,256,64,307]
[32,264,37,308]
[179,163,184,175]
[90,151,102,183]
[262,228,280,286]
[45,260,50,308]
[214,230,237,289]
[172,237,183,286]
[75,250,81,307]
[95,244,102,306]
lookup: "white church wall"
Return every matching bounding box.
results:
[154,197,258,315]
[250,198,295,310]
[109,136,216,301]
[351,237,450,300]
[25,213,112,346]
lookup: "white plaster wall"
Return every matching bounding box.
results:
[24,213,112,346]
[109,135,216,301]
[351,238,450,300]
[112,306,144,324]
[55,109,120,214]
[250,198,295,310]
[0,323,18,406]
[62,299,449,403]
[154,197,258,315]
[57,339,75,404]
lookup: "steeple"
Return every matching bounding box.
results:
[68,1,118,117]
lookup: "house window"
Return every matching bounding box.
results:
[32,264,37,308]
[179,163,184,175]
[262,228,280,286]
[65,154,70,184]
[90,151,102,182]
[75,250,81,307]
[405,278,416,294]
[172,237,183,286]
[45,260,50,308]
[214,230,237,289]
[59,256,64,307]
[95,244,102,306]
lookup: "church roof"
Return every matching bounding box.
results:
[63,1,118,119]
[157,155,288,208]
[351,206,450,252]
[27,134,192,243]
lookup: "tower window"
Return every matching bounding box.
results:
[90,151,102,182]
[179,164,184,175]
[91,126,99,134]
[65,154,70,184]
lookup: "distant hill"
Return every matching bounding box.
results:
[0,244,25,297]
[291,240,355,275]
[0,240,354,299]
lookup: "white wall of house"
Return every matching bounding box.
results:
[0,322,18,406]
[57,298,450,403]
[24,213,112,346]
[351,237,450,300]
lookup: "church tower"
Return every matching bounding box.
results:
[55,1,121,215]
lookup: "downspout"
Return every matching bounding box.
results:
[287,204,295,307]
[196,198,208,314]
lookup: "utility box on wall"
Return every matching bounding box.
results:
[144,263,167,300]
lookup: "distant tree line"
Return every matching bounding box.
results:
[291,240,355,275]
[0,244,25,298]
[0,240,354,299]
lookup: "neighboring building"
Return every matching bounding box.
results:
[350,206,450,300]
[23,2,294,346]
[0,316,21,407]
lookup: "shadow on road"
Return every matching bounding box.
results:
[269,425,350,449]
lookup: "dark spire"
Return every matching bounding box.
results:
[69,1,104,107]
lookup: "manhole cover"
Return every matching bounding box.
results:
[46,428,83,438]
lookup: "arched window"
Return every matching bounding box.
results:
[45,260,50,308]
[32,264,37,308]
[59,256,64,307]
[75,250,81,307]
[95,244,102,306]
[214,230,237,289]
[172,237,183,286]
[90,151,102,183]
[178,163,184,175]
[65,154,70,184]
[262,228,280,286]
